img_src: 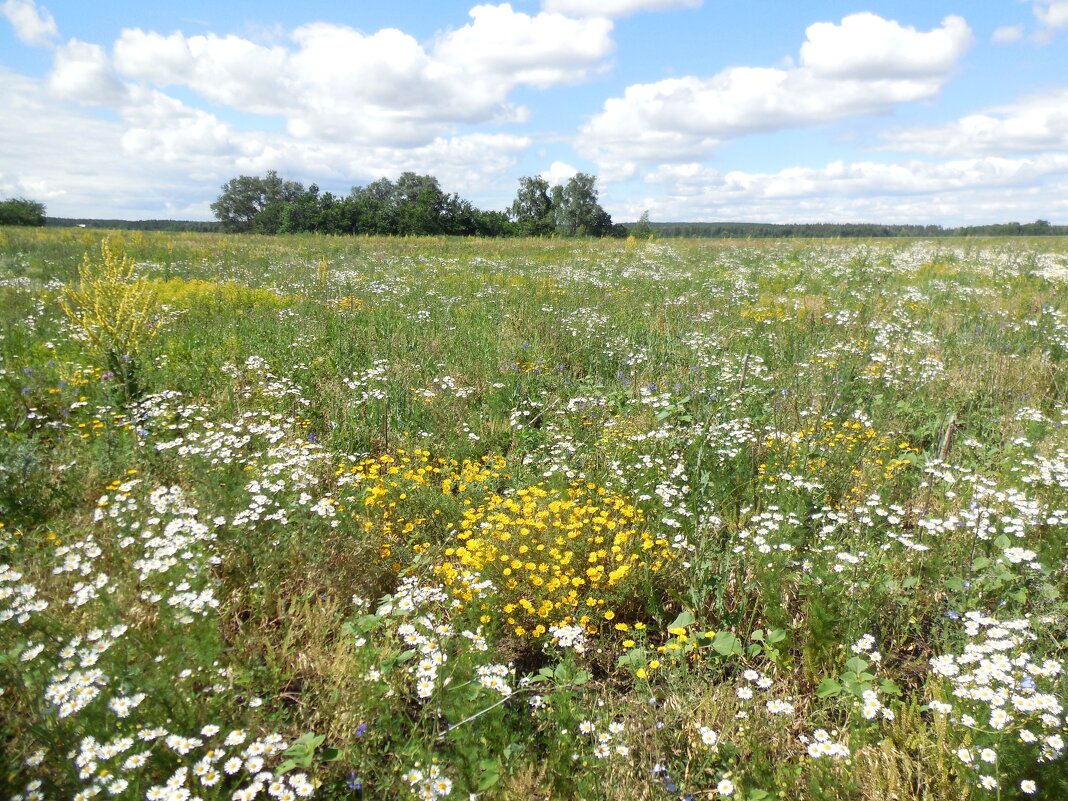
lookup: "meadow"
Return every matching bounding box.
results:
[1,227,1066,800]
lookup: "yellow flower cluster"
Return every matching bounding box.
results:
[338,449,508,570]
[435,482,673,640]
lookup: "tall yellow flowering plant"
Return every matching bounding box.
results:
[60,236,158,399]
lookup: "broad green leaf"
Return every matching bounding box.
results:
[669,609,696,630]
[816,677,842,698]
[712,630,741,656]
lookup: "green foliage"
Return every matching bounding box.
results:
[509,172,621,237]
[0,196,46,226]
[211,170,514,237]
[510,175,555,236]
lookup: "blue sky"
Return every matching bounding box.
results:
[2,0,1067,224]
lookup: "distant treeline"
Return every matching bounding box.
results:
[45,218,222,232]
[633,220,1068,238]
[210,171,626,238]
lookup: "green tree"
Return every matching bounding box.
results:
[554,173,613,237]
[632,210,653,239]
[0,197,46,226]
[211,171,303,233]
[278,184,322,233]
[510,176,555,235]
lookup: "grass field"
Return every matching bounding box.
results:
[1,227,1066,800]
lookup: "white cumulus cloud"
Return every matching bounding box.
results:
[540,160,579,185]
[578,13,973,179]
[629,154,1068,224]
[110,4,613,147]
[798,13,971,79]
[1034,1,1068,30]
[882,89,1068,156]
[48,39,129,106]
[1,0,57,46]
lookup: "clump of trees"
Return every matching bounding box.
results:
[0,197,46,226]
[211,171,625,238]
[210,171,509,236]
[510,173,624,238]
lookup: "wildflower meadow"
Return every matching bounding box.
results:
[1,227,1066,800]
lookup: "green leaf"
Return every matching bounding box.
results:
[669,609,696,630]
[971,556,991,571]
[945,576,965,592]
[816,677,842,698]
[712,630,741,656]
[751,629,765,642]
[993,534,1012,549]
[616,647,646,669]
[478,768,501,791]
[879,679,902,697]
[275,758,303,776]
[901,575,920,588]
[767,628,787,644]
[285,733,325,756]
[844,656,869,675]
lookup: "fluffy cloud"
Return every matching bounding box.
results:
[540,160,579,185]
[992,25,1024,44]
[579,13,973,178]
[230,132,532,191]
[799,13,970,79]
[0,66,530,218]
[120,89,238,163]
[110,4,612,146]
[1034,1,1068,31]
[627,154,1068,224]
[1,0,56,46]
[48,39,129,106]
[882,89,1068,156]
[6,4,572,217]
[541,0,699,18]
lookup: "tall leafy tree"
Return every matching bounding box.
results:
[510,176,555,235]
[555,173,613,237]
[211,171,304,233]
